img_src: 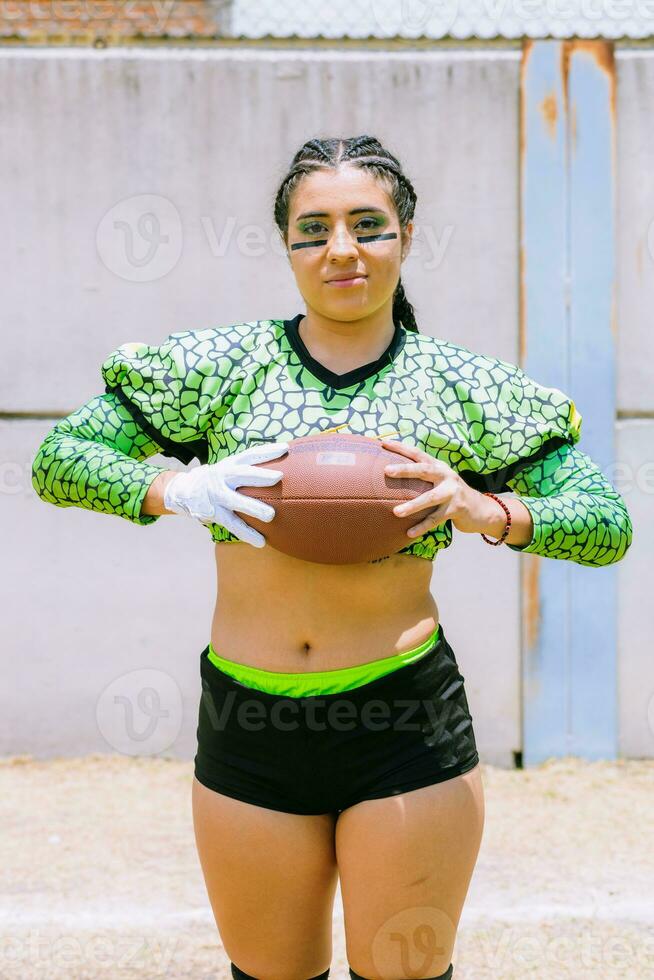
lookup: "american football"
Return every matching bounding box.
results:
[236,431,436,564]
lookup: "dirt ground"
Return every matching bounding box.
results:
[0,755,652,980]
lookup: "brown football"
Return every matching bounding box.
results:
[236,432,436,564]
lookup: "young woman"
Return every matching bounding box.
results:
[32,135,632,980]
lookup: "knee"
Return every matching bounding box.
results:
[231,964,330,980]
[348,964,453,980]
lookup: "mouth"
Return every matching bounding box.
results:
[325,274,368,287]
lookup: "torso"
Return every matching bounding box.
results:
[211,542,439,671]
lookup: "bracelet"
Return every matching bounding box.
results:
[480,492,512,546]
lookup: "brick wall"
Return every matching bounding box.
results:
[0,0,233,43]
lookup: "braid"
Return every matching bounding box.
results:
[273,134,419,333]
[392,279,417,338]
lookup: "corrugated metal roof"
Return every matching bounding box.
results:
[229,0,654,40]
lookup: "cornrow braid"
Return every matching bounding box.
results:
[273,134,419,333]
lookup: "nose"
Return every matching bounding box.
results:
[326,224,359,262]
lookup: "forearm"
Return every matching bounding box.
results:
[32,392,178,527]
[468,444,633,566]
[477,494,534,547]
[32,430,165,525]
[503,489,632,566]
[502,445,633,566]
[141,469,180,516]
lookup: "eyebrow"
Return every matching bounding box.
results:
[295,206,387,222]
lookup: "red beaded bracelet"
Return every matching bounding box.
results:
[480,492,512,546]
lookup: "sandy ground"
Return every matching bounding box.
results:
[0,755,652,980]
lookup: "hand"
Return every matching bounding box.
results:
[163,442,289,548]
[380,438,500,538]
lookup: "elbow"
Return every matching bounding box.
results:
[31,440,50,502]
[579,498,633,568]
[31,431,66,506]
[605,496,633,566]
[613,504,634,564]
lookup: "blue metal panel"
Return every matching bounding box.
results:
[520,40,617,764]
[567,45,617,758]
[521,40,570,764]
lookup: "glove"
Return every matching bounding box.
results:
[163,442,288,548]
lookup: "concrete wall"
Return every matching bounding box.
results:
[615,50,654,760]
[3,44,647,765]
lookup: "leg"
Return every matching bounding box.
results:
[192,777,339,980]
[231,964,330,979]
[336,764,485,980]
[348,966,452,980]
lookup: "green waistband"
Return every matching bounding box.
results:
[206,624,441,698]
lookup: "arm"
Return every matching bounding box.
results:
[462,354,631,566]
[32,330,211,525]
[495,442,633,566]
[31,391,178,525]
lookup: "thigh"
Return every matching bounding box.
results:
[192,777,339,980]
[336,764,485,980]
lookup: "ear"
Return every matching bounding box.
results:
[401,220,414,260]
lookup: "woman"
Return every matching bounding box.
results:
[32,135,633,980]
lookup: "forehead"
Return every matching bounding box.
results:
[290,164,392,217]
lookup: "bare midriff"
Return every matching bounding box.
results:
[211,542,439,672]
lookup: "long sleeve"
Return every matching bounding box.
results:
[31,391,167,525]
[503,442,633,566]
[445,349,633,567]
[31,330,218,526]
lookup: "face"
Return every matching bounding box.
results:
[285,164,413,322]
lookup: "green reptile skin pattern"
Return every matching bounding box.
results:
[31,317,632,566]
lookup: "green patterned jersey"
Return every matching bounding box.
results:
[31,314,632,567]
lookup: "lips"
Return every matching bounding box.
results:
[326,274,368,285]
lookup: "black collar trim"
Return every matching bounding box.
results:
[282,313,406,390]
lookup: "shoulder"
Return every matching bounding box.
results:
[102,318,280,381]
[405,331,572,407]
[159,317,279,354]
[403,332,581,454]
[173,317,279,342]
[405,331,520,379]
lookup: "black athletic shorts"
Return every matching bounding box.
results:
[193,624,479,815]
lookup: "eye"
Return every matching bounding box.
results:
[357,217,382,230]
[300,216,383,236]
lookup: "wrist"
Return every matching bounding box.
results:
[142,469,182,517]
[480,492,509,539]
[479,493,534,547]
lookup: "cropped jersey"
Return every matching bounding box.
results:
[31,313,633,567]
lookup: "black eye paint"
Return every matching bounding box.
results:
[356,232,398,244]
[290,232,398,250]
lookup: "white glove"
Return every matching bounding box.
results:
[163,442,288,548]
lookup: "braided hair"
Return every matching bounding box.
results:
[273,135,419,333]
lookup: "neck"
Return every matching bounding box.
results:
[299,302,396,367]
